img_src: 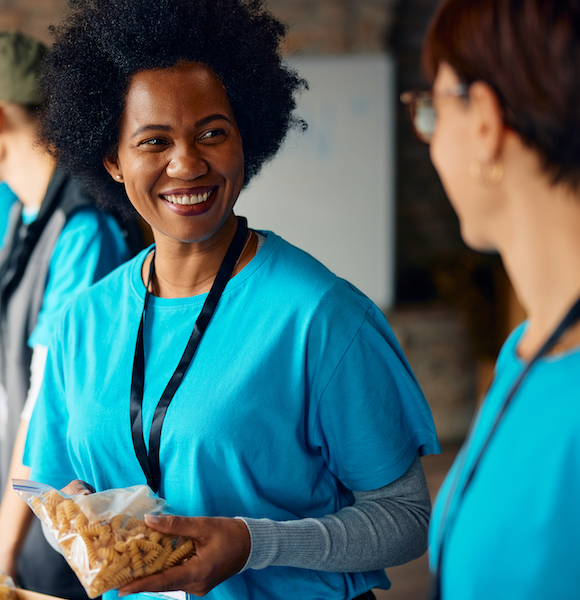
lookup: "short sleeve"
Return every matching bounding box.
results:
[28,207,129,347]
[23,325,76,489]
[0,182,18,248]
[311,304,440,491]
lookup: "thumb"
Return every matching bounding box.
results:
[144,512,189,535]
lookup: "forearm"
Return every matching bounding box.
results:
[0,420,34,573]
[239,454,431,573]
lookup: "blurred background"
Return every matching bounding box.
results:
[0,0,526,597]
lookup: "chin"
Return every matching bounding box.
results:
[460,227,498,254]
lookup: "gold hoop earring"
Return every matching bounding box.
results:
[469,157,504,187]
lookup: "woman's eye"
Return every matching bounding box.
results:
[199,129,226,143]
[140,138,168,147]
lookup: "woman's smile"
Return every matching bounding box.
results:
[159,186,219,216]
[161,187,217,206]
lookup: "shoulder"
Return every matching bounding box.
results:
[58,247,147,323]
[254,231,403,368]
[60,206,106,235]
[256,231,374,316]
[52,173,125,239]
[61,204,124,237]
[50,171,96,215]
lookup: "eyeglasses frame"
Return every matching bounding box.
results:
[400,83,471,144]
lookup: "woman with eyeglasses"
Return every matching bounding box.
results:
[402,0,580,598]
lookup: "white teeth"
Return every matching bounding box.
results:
[163,190,214,205]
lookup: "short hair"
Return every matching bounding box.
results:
[38,0,307,216]
[422,0,580,191]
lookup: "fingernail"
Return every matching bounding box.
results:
[145,513,161,523]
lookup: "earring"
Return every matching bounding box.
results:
[115,174,123,182]
[469,157,504,187]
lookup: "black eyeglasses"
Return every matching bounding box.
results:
[400,84,470,144]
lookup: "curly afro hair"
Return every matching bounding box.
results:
[38,0,307,216]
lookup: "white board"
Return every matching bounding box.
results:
[236,53,396,310]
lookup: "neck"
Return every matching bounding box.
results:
[497,183,580,359]
[143,215,257,298]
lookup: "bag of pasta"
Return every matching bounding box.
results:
[0,573,16,600]
[13,480,195,598]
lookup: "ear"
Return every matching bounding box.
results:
[468,81,506,160]
[103,153,124,183]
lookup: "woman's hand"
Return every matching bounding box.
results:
[60,480,96,496]
[118,515,251,597]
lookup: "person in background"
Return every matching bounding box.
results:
[400,0,580,598]
[0,31,142,600]
[0,182,17,248]
[23,1,440,599]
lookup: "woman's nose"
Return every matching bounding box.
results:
[166,144,209,180]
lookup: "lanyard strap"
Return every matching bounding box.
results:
[130,216,248,493]
[429,293,580,600]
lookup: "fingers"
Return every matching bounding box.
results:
[126,516,251,595]
[119,562,195,596]
[60,479,95,496]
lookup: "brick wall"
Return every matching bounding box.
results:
[0,0,398,50]
[268,0,398,54]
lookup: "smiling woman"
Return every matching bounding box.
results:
[21,1,441,599]
[103,63,247,292]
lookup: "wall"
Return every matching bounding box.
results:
[0,0,398,50]
[238,53,397,310]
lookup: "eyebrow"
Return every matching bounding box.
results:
[130,113,232,139]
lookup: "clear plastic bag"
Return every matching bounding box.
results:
[0,572,16,600]
[14,480,195,598]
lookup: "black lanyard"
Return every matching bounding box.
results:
[429,294,580,600]
[130,216,248,494]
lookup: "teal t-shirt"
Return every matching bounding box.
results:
[429,323,580,599]
[0,182,18,248]
[25,231,440,600]
[28,206,131,347]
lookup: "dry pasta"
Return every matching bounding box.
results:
[23,487,196,598]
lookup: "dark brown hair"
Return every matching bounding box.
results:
[423,0,580,190]
[37,0,307,217]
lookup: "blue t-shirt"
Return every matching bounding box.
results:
[429,323,580,600]
[25,231,440,600]
[28,206,131,347]
[0,182,18,248]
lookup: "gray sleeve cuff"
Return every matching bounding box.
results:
[235,516,329,572]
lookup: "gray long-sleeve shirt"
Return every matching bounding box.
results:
[238,453,431,572]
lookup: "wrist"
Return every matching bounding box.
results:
[0,544,18,571]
